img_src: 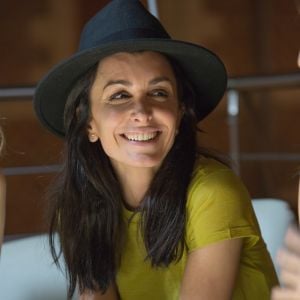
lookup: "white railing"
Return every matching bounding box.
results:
[226,72,300,174]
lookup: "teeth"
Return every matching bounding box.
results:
[124,132,158,141]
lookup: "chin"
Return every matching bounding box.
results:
[129,158,163,169]
[109,152,168,171]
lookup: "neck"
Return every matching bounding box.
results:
[112,163,158,209]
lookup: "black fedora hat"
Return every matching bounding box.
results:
[34,0,227,137]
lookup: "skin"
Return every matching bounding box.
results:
[82,51,243,299]
[271,179,300,300]
[88,51,182,208]
[179,238,242,300]
[80,285,119,300]
[0,173,6,249]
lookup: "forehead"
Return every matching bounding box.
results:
[96,51,175,77]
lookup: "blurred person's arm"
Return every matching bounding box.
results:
[271,226,300,299]
[298,177,300,223]
[271,179,300,299]
[0,173,6,248]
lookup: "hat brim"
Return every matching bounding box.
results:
[34,39,227,137]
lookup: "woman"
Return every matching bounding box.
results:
[0,125,6,249]
[34,0,278,299]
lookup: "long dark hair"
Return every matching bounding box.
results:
[48,53,200,298]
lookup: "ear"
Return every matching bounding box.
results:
[87,121,99,143]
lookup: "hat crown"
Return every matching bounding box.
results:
[79,0,170,51]
[34,0,227,137]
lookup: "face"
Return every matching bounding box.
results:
[88,51,182,173]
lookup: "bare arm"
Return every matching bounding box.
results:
[298,177,300,225]
[271,179,300,300]
[79,283,119,300]
[271,226,300,299]
[0,174,6,248]
[180,238,243,300]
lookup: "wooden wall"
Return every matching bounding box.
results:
[158,0,300,212]
[0,0,299,235]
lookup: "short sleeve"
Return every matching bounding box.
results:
[186,159,260,252]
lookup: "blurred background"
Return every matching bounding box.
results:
[0,0,299,236]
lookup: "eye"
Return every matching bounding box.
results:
[150,89,169,99]
[108,91,131,101]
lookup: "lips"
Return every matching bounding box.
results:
[122,131,161,142]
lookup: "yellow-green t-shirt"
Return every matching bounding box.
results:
[116,158,278,299]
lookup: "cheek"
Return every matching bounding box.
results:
[163,108,182,129]
[91,107,122,134]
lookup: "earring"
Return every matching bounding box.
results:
[89,134,98,142]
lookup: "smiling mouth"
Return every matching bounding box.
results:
[122,131,161,142]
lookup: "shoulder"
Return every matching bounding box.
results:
[190,157,231,181]
[188,157,247,200]
[185,158,259,250]
[186,157,252,218]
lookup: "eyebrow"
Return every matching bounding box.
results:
[103,80,131,90]
[149,76,172,85]
[103,76,173,91]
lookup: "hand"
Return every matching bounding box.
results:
[271,226,300,299]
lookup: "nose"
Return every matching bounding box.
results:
[130,99,152,122]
